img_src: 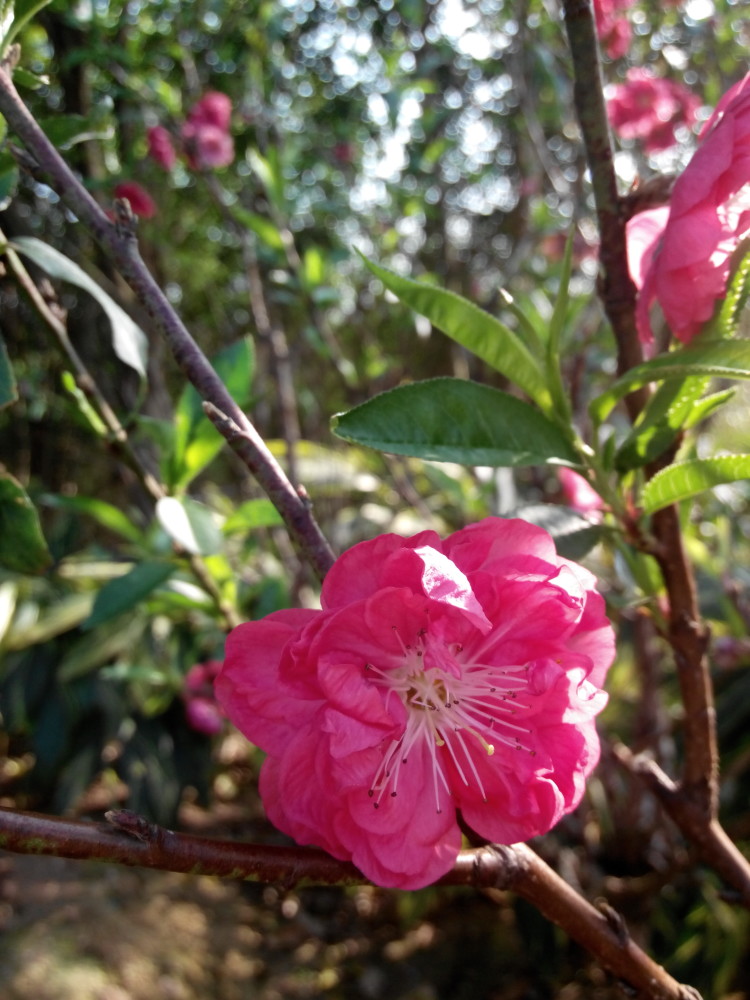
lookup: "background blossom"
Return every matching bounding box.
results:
[607,68,699,153]
[628,72,750,343]
[216,518,614,889]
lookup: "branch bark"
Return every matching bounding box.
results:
[0,807,698,999]
[0,55,335,582]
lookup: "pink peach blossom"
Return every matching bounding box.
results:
[607,68,699,153]
[113,181,156,219]
[593,0,634,59]
[628,72,750,344]
[181,121,235,170]
[183,660,225,735]
[216,518,614,889]
[559,469,605,516]
[146,125,177,170]
[187,91,233,132]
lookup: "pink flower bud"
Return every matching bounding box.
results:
[181,121,235,170]
[146,126,177,170]
[113,181,156,219]
[187,91,232,132]
[559,468,605,516]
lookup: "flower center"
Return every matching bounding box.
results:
[364,625,535,812]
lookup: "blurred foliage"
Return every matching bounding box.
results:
[1,0,750,996]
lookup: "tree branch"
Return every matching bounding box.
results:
[0,55,335,582]
[0,807,699,998]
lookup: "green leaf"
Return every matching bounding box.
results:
[360,256,552,412]
[231,206,285,251]
[83,560,175,631]
[169,337,255,491]
[615,376,710,471]
[715,244,750,338]
[510,503,604,561]
[590,340,750,424]
[40,493,143,544]
[11,237,148,376]
[332,377,579,468]
[0,472,52,574]
[4,592,94,650]
[0,156,18,211]
[0,332,18,408]
[60,370,107,435]
[38,114,111,150]
[641,455,750,515]
[0,0,53,56]
[156,496,223,556]
[223,498,284,534]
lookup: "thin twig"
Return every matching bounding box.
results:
[0,807,699,998]
[1,231,241,628]
[0,55,335,582]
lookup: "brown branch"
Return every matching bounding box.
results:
[0,55,335,583]
[0,807,699,998]
[561,0,742,888]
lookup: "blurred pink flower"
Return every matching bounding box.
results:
[187,91,233,132]
[183,660,225,735]
[113,181,156,219]
[559,469,605,516]
[216,518,614,889]
[608,68,699,153]
[627,72,750,344]
[181,121,235,170]
[146,125,177,170]
[593,0,634,59]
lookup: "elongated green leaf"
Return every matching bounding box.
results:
[40,493,143,544]
[12,237,148,376]
[0,332,17,408]
[332,378,579,468]
[0,472,52,574]
[156,496,223,555]
[83,560,174,630]
[169,337,254,491]
[231,206,285,251]
[591,340,750,424]
[641,455,750,514]
[615,376,710,471]
[715,245,750,338]
[0,0,53,56]
[223,498,283,534]
[60,370,107,435]
[361,256,552,412]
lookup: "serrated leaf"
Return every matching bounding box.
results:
[12,237,148,376]
[509,503,604,561]
[615,376,710,471]
[0,472,52,574]
[332,377,579,468]
[641,455,750,514]
[169,337,254,491]
[590,340,750,424]
[0,332,17,408]
[716,244,750,338]
[360,255,552,412]
[83,560,174,630]
[156,496,223,555]
[683,388,736,429]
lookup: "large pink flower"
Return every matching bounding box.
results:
[216,518,614,889]
[608,68,699,153]
[593,0,634,59]
[628,72,750,344]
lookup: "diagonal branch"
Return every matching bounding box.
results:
[0,54,335,582]
[0,807,698,998]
